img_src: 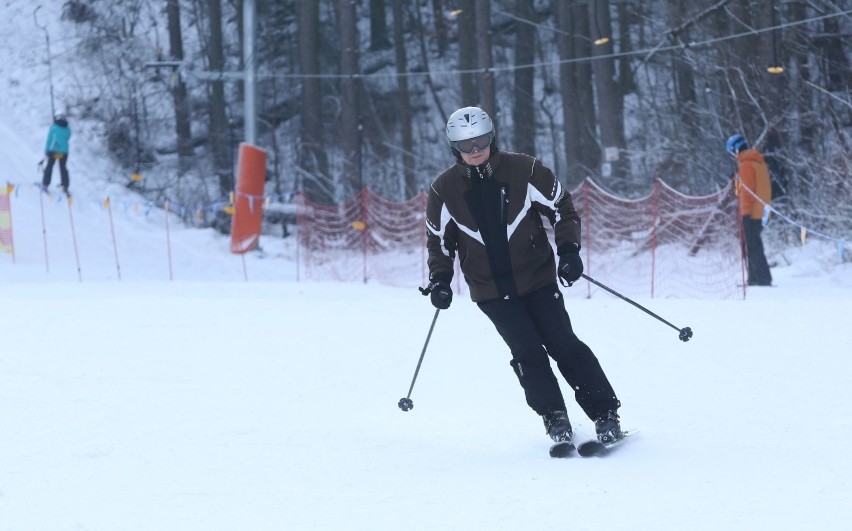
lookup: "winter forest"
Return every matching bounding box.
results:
[55,0,851,241]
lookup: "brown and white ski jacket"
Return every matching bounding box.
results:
[425,149,581,302]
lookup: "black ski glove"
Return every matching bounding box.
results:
[557,248,583,287]
[420,272,453,309]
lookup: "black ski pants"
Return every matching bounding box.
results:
[43,152,70,190]
[477,282,620,420]
[742,217,772,286]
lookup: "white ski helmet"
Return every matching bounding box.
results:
[446,106,494,143]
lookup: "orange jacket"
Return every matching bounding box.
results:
[735,149,772,219]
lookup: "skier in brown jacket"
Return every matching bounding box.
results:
[422,106,623,447]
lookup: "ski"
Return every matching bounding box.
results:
[577,430,635,457]
[549,441,575,458]
[33,182,70,199]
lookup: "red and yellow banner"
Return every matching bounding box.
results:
[0,184,13,255]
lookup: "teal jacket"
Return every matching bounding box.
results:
[45,119,71,154]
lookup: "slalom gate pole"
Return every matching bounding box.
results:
[232,202,249,281]
[38,186,49,273]
[66,196,82,282]
[164,201,173,281]
[398,308,441,412]
[105,198,122,281]
[581,273,693,342]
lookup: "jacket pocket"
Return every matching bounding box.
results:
[526,212,549,254]
[528,228,549,256]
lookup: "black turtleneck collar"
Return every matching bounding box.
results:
[460,148,502,183]
[467,160,494,181]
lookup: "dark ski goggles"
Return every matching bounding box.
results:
[451,132,494,154]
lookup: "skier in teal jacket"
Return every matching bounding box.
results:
[42,114,72,195]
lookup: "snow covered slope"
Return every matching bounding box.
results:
[2,3,852,530]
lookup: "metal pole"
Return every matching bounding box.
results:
[243,0,257,144]
[398,308,441,411]
[34,6,56,117]
[105,198,122,281]
[66,197,82,282]
[581,273,694,342]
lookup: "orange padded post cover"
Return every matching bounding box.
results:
[230,143,267,254]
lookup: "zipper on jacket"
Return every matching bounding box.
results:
[500,186,508,225]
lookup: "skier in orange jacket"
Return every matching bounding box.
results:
[727,133,772,286]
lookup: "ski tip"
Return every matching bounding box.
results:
[549,441,575,458]
[577,430,636,457]
[577,441,605,457]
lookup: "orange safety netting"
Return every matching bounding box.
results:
[296,180,744,299]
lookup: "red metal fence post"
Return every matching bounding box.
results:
[651,178,660,298]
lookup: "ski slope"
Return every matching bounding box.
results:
[3,139,852,529]
[2,259,852,530]
[3,3,852,529]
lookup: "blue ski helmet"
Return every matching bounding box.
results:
[725,133,748,156]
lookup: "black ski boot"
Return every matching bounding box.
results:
[594,410,623,443]
[543,409,573,443]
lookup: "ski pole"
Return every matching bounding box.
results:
[398,308,441,412]
[66,195,82,282]
[581,273,693,342]
[37,180,50,273]
[104,197,122,281]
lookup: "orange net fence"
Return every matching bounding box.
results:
[296,180,744,299]
[296,189,427,288]
[570,179,743,299]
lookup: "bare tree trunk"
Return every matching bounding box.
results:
[459,0,478,106]
[167,0,193,172]
[557,0,580,179]
[233,0,244,107]
[589,0,626,186]
[432,0,447,56]
[616,2,636,99]
[665,0,698,136]
[298,0,331,203]
[573,1,599,176]
[369,0,391,51]
[206,0,232,195]
[725,0,762,131]
[392,1,415,197]
[414,5,448,121]
[339,0,362,198]
[512,0,535,155]
[475,0,495,117]
[756,0,785,137]
[822,15,852,91]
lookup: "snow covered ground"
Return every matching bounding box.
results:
[2,241,852,530]
[3,3,852,530]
